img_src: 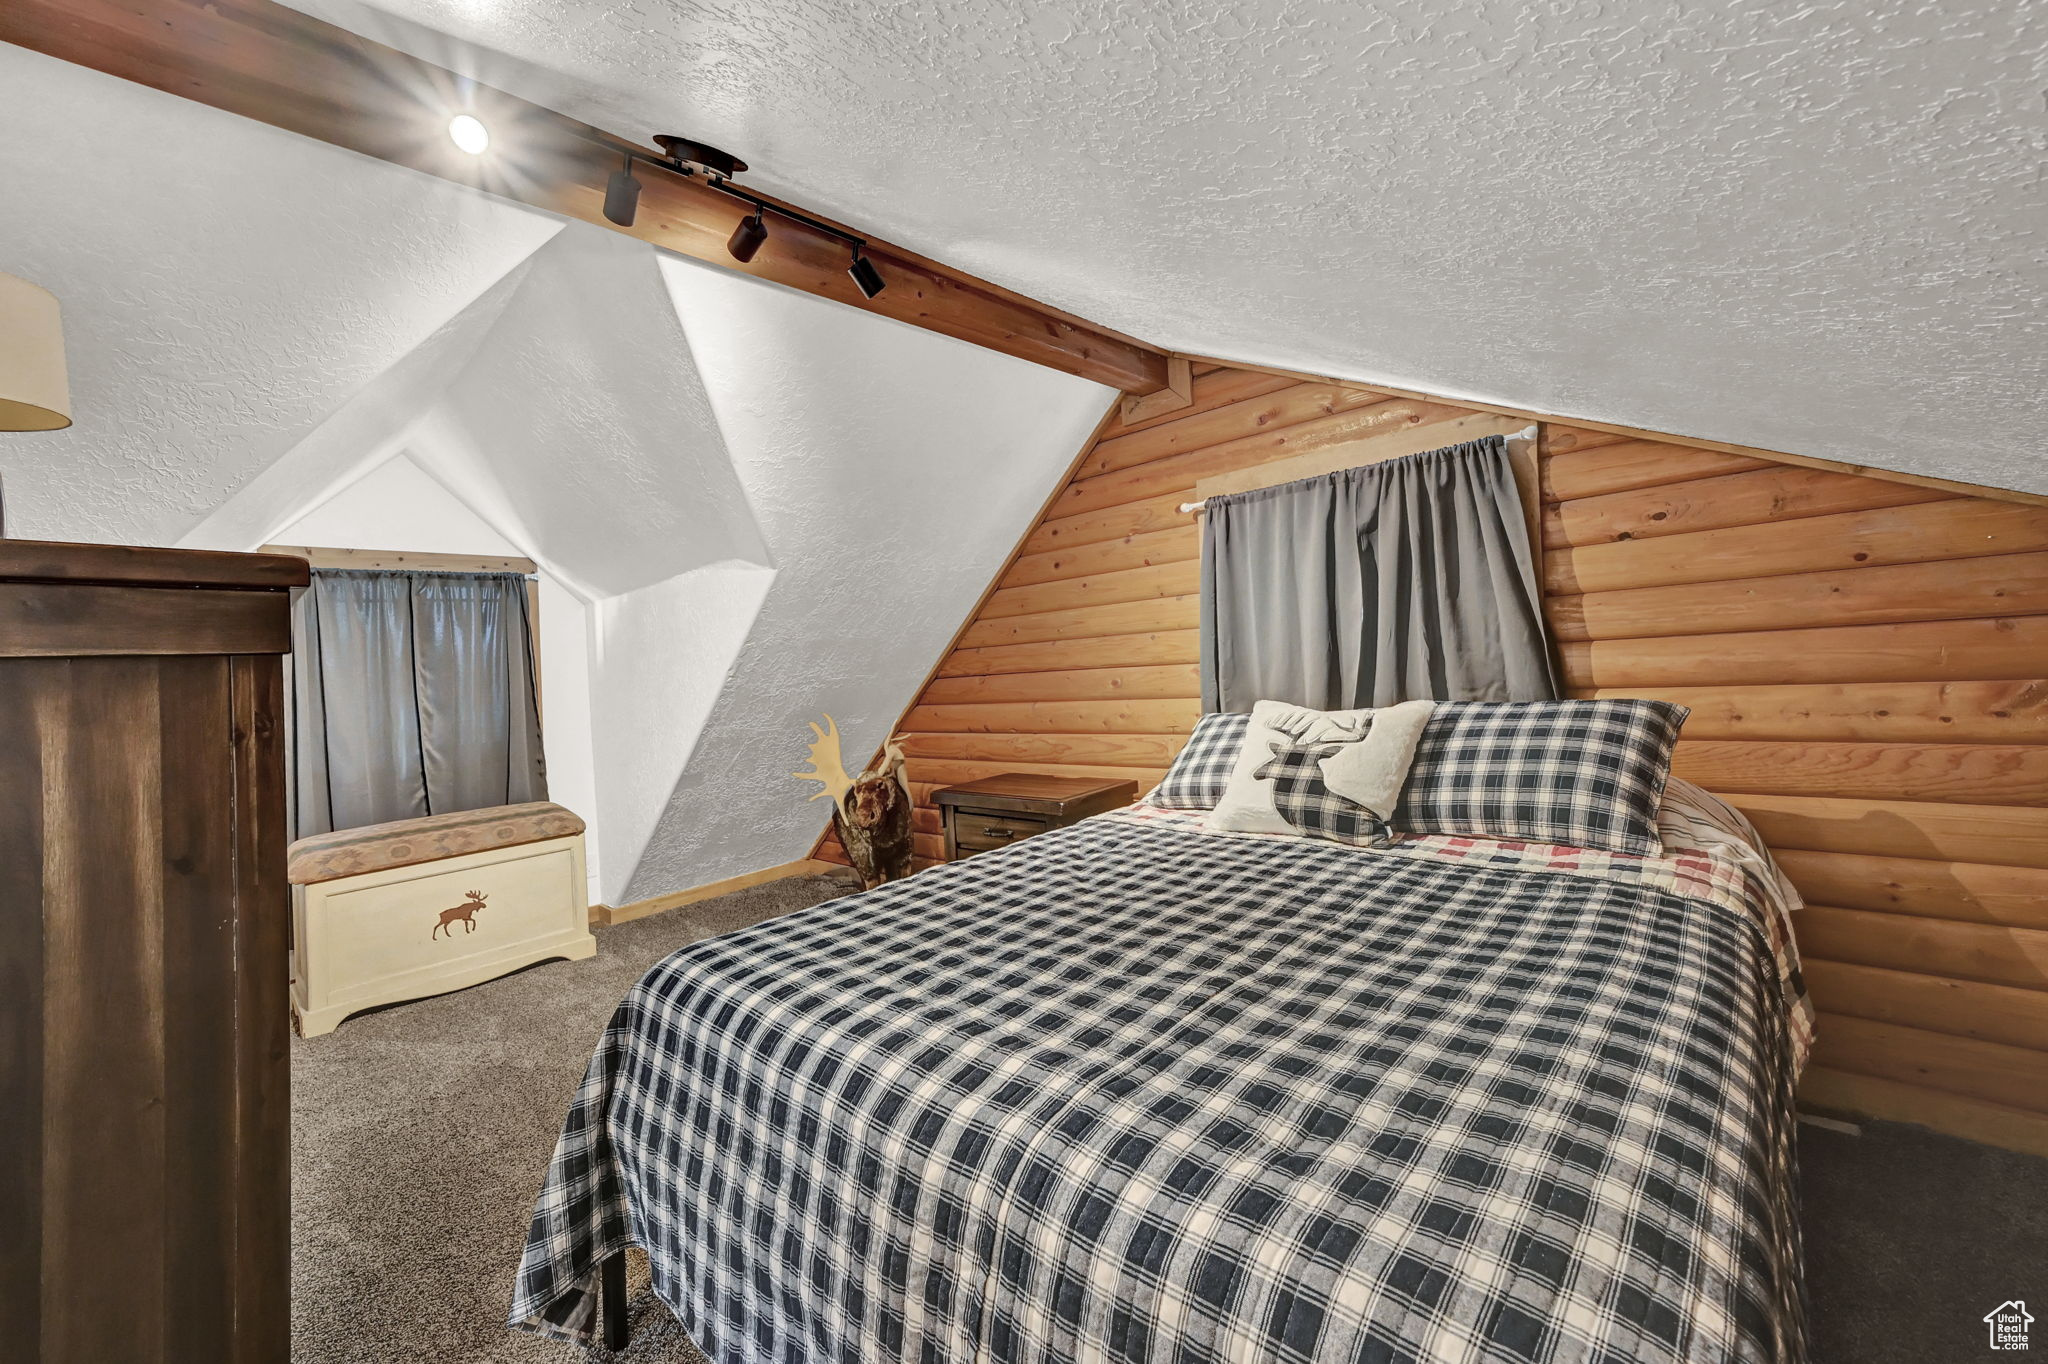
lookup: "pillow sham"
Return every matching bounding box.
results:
[1147,711,1251,809]
[1393,698,1689,855]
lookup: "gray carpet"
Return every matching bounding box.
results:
[1800,1117,2048,1363]
[291,871,859,1363]
[294,872,2048,1362]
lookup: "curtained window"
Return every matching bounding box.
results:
[289,569,547,838]
[1199,435,1560,713]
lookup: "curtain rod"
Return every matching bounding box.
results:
[1179,425,1537,514]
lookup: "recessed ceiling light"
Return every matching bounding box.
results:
[447,114,490,156]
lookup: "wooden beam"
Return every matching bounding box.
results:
[1095,370,1297,440]
[258,545,537,575]
[1116,355,1193,425]
[1,0,1170,395]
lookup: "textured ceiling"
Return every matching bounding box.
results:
[288,0,2046,494]
[0,42,564,544]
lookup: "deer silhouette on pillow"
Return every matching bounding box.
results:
[1253,739,1396,848]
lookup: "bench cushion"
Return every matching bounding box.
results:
[288,802,586,885]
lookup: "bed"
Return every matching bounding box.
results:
[512,785,1810,1363]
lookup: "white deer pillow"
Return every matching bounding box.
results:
[1204,699,1375,836]
[1206,698,1438,840]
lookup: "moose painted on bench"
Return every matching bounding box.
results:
[433,889,488,939]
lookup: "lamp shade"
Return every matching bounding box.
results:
[0,271,72,431]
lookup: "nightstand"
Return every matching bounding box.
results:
[935,773,1139,861]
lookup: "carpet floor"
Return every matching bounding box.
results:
[293,873,2048,1363]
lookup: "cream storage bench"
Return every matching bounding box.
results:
[288,802,597,1037]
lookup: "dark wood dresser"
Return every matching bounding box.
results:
[0,537,307,1363]
[935,773,1138,860]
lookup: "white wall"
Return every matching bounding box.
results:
[266,452,606,901]
[619,256,1114,901]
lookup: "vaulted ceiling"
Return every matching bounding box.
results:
[284,0,2047,496]
[1,42,1114,901]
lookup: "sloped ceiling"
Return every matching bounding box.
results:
[625,254,1111,901]
[285,0,2046,495]
[1,44,1115,901]
[0,42,564,544]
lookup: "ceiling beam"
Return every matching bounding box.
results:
[0,0,1171,395]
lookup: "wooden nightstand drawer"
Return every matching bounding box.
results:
[934,773,1138,861]
[951,811,1050,852]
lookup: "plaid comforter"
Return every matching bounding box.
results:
[512,808,1806,1363]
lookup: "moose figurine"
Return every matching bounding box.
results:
[793,715,913,889]
[433,889,488,939]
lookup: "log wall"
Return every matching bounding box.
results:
[820,362,2048,1155]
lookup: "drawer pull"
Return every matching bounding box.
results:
[979,826,1018,839]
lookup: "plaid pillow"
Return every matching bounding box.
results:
[1253,739,1394,848]
[1393,699,1689,855]
[1148,712,1251,809]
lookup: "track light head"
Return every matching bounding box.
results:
[847,252,885,299]
[727,210,768,263]
[603,157,641,227]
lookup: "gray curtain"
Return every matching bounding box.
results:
[1200,435,1559,713]
[291,569,546,838]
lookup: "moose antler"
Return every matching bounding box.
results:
[792,713,856,811]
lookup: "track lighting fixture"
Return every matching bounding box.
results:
[604,134,888,298]
[604,154,642,227]
[727,209,768,263]
[847,252,886,299]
